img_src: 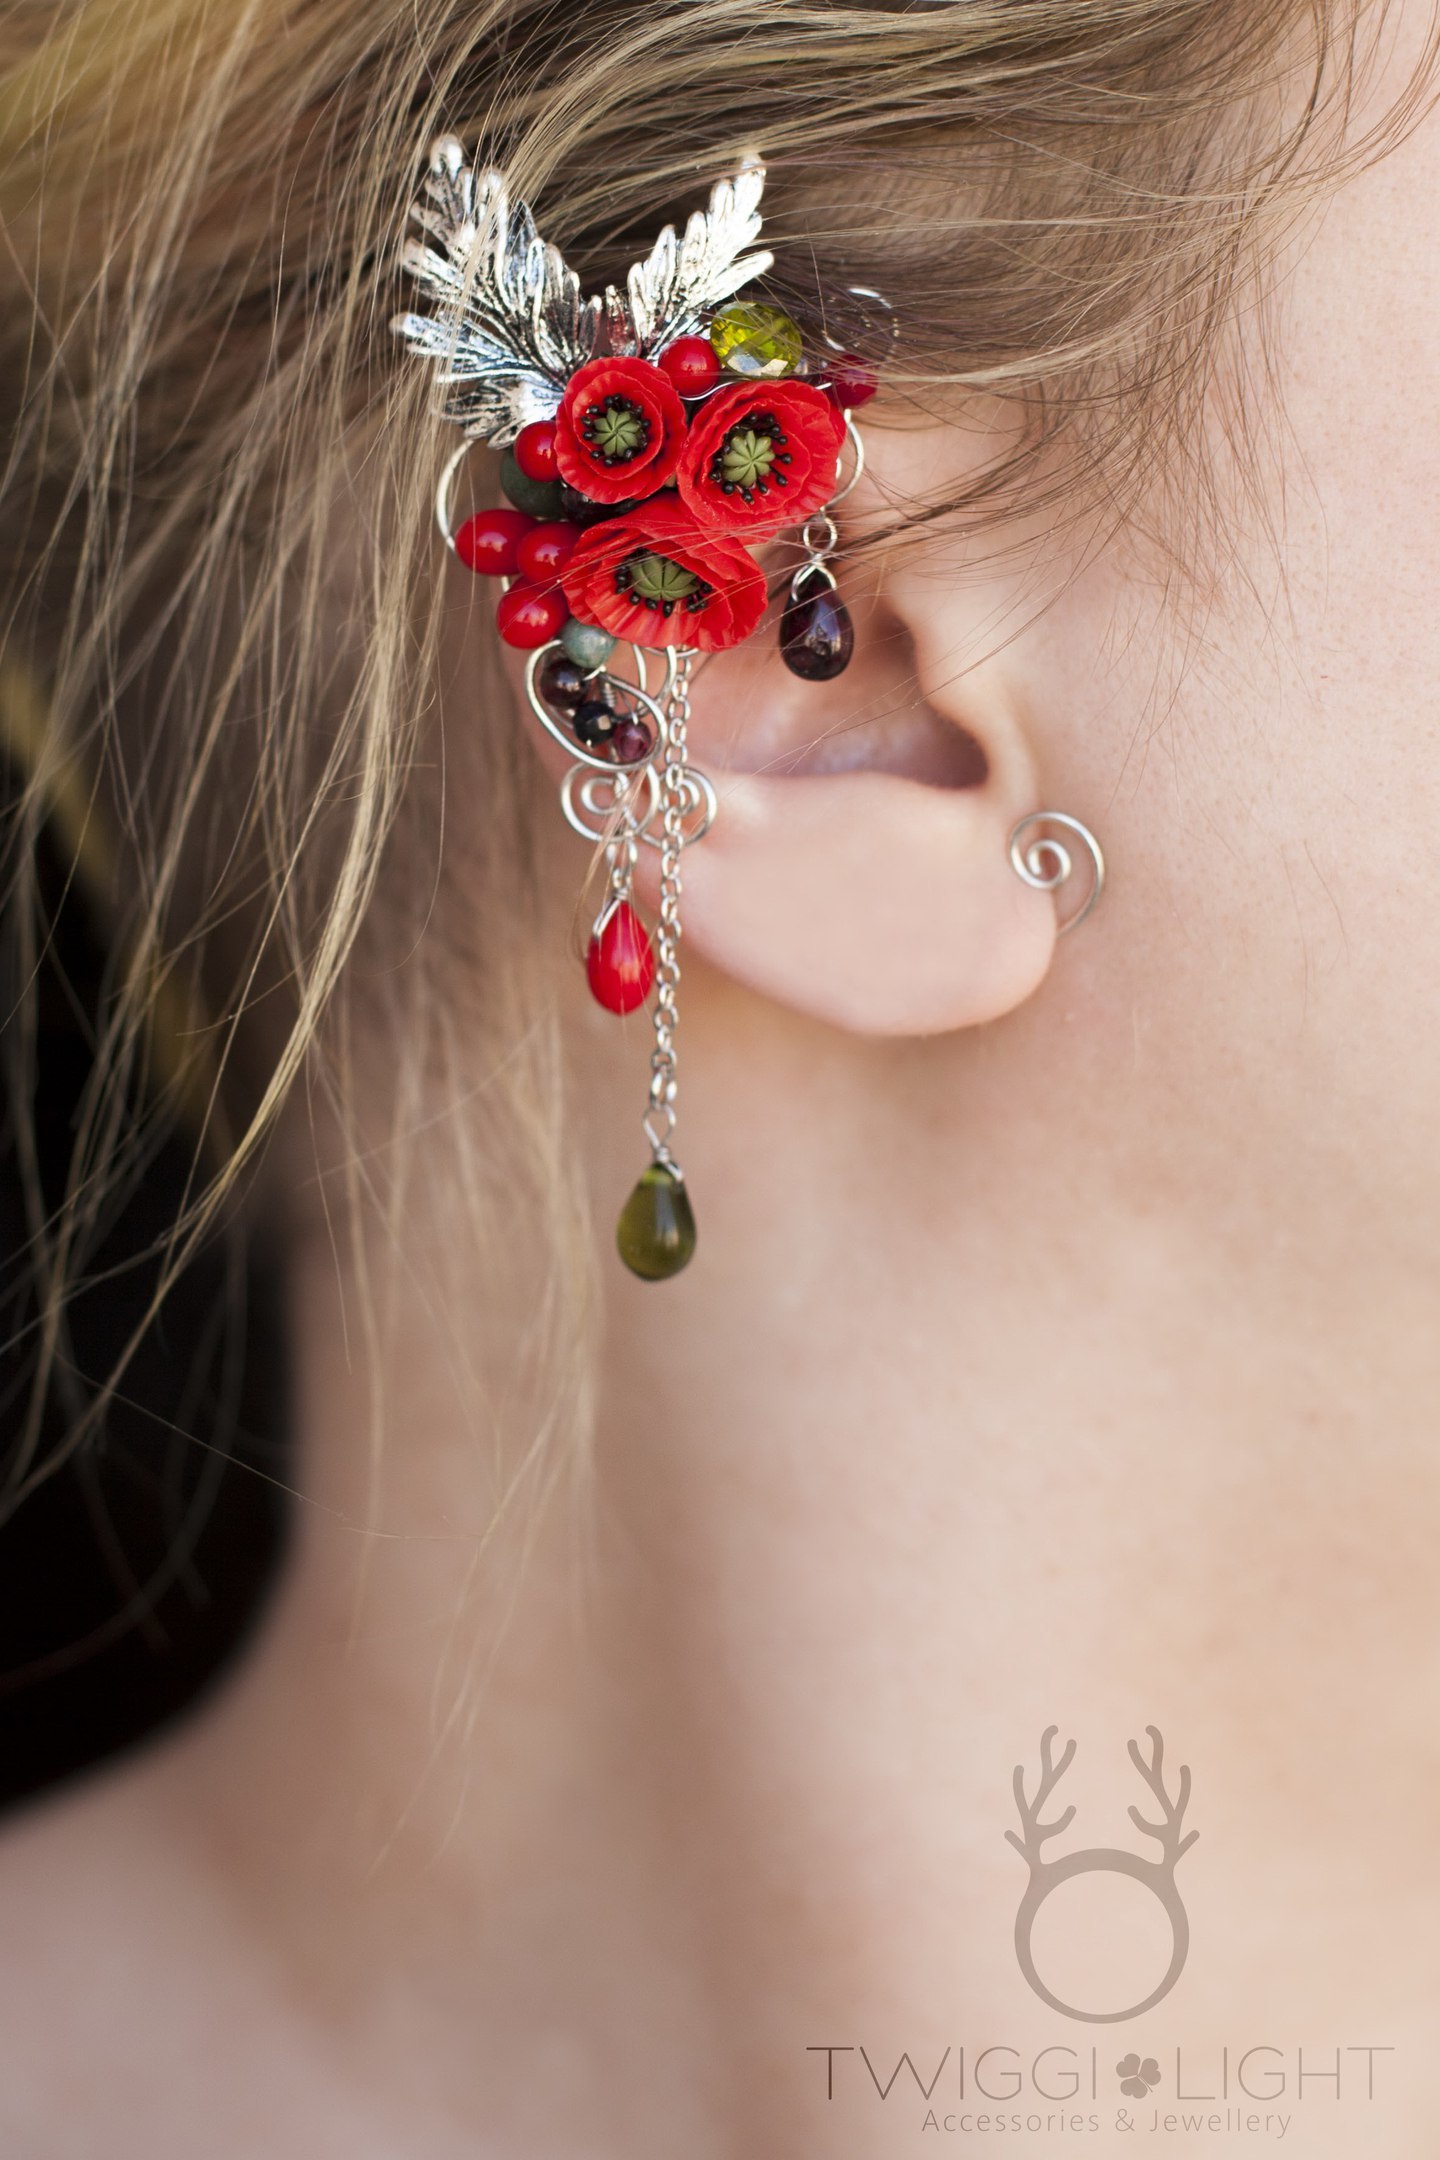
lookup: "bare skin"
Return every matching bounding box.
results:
[0,22,1436,2159]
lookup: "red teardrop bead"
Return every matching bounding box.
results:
[586,902,655,1014]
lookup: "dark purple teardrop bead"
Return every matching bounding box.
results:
[780,571,854,681]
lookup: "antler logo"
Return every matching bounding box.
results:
[1006,1725,1197,2023]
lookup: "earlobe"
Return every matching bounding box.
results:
[658,756,1059,1038]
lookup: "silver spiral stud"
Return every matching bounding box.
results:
[1008,811,1106,934]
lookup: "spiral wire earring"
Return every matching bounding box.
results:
[1008,811,1106,933]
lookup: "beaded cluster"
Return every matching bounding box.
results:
[395,140,877,1278]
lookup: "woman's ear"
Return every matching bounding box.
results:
[649,575,1058,1035]
[504,409,1076,1038]
[629,411,1065,1036]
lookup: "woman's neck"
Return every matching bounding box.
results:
[132,965,1440,2153]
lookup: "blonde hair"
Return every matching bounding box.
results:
[0,0,1432,1511]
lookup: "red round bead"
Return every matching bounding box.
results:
[658,336,721,398]
[516,519,581,585]
[586,902,655,1014]
[827,354,878,410]
[453,507,535,576]
[495,581,569,649]
[513,421,560,483]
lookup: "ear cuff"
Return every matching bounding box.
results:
[397,139,1104,1278]
[395,141,884,1279]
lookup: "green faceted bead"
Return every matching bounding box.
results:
[709,301,803,380]
[616,1162,697,1281]
[560,618,617,671]
[499,449,564,518]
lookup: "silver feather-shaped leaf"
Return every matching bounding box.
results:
[393,140,774,444]
[392,137,603,445]
[607,164,773,358]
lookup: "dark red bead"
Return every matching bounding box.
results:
[659,336,721,398]
[586,902,655,1014]
[454,507,535,576]
[608,716,654,765]
[495,581,569,649]
[516,519,581,585]
[827,353,878,410]
[780,571,854,681]
[537,652,589,711]
[514,421,560,483]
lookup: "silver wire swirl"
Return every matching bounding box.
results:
[561,764,660,843]
[818,285,899,356]
[828,415,867,506]
[559,760,717,849]
[813,283,886,519]
[525,642,674,774]
[1008,812,1107,934]
[434,439,476,550]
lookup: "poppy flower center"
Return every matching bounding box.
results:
[582,396,652,464]
[711,411,792,501]
[614,551,712,616]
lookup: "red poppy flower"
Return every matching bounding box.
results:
[561,497,768,653]
[553,357,688,505]
[676,379,846,535]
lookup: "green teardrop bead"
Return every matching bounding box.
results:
[616,1163,697,1281]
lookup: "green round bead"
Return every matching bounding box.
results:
[560,618,617,671]
[616,1163,697,1281]
[709,301,803,380]
[499,449,564,518]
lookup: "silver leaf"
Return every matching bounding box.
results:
[394,140,773,443]
[392,138,602,445]
[612,163,773,358]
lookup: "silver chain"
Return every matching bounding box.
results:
[642,648,695,1163]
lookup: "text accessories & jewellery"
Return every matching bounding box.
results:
[394,139,876,1281]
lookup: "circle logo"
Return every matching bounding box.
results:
[1007,1725,1198,2024]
